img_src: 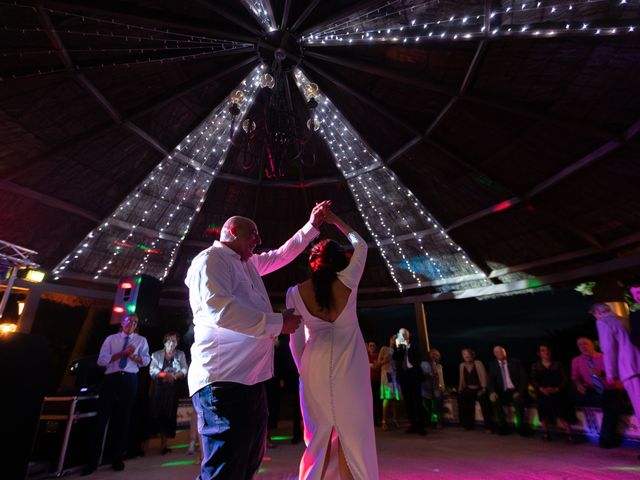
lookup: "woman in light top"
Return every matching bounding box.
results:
[378,334,401,430]
[287,208,378,480]
[147,332,188,454]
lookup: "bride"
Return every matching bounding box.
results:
[287,208,379,480]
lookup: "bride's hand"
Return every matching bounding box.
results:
[324,208,339,225]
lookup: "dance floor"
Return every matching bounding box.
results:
[80,423,639,480]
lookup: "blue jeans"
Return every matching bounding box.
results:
[192,381,268,480]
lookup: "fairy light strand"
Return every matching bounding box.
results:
[302,0,639,45]
[294,67,490,292]
[52,66,264,282]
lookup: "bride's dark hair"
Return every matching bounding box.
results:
[309,239,349,311]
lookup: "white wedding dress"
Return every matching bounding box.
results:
[287,232,379,480]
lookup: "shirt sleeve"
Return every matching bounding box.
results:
[137,337,151,367]
[597,319,619,379]
[286,287,306,373]
[97,336,114,367]
[177,350,189,377]
[200,251,282,339]
[149,351,161,378]
[570,358,580,383]
[337,231,368,289]
[250,222,319,276]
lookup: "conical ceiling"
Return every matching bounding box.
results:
[1,0,640,301]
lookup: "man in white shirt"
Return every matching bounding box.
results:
[591,303,640,430]
[83,314,150,475]
[185,201,329,480]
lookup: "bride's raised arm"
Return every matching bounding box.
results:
[326,211,368,290]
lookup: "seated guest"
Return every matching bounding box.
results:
[531,344,574,442]
[488,345,529,436]
[147,332,188,454]
[571,337,622,448]
[458,348,492,431]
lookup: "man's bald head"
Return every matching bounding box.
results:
[220,216,261,261]
[220,216,254,241]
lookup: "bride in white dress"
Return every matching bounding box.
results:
[287,209,379,480]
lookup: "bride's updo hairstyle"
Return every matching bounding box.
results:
[309,239,349,311]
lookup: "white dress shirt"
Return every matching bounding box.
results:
[97,332,150,374]
[499,360,515,390]
[185,222,319,395]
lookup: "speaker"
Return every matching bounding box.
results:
[110,274,161,326]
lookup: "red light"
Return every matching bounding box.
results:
[493,200,513,212]
[120,282,133,289]
[113,306,125,314]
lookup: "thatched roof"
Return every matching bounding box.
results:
[1,0,639,302]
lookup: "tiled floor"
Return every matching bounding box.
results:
[77,423,639,479]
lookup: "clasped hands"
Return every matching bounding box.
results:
[309,200,336,229]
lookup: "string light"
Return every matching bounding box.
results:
[294,68,490,292]
[239,0,276,32]
[52,66,264,282]
[303,0,639,45]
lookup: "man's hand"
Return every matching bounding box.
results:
[309,200,332,229]
[489,392,498,402]
[124,344,136,356]
[282,308,302,334]
[576,383,586,395]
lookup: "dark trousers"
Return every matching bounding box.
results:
[491,389,527,434]
[572,388,623,446]
[87,372,138,468]
[459,388,493,430]
[371,380,381,426]
[192,381,268,480]
[399,373,425,430]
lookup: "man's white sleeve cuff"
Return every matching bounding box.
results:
[302,221,319,237]
[265,312,284,339]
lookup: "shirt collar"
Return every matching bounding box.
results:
[213,240,242,260]
[120,331,136,339]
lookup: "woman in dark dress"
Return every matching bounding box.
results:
[531,344,574,442]
[147,332,188,454]
[457,348,493,431]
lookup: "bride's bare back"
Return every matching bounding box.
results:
[297,278,352,323]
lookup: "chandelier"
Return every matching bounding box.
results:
[228,50,321,179]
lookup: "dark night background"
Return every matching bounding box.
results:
[358,288,596,386]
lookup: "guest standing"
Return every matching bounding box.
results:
[148,332,188,454]
[82,315,150,475]
[378,335,401,430]
[394,328,426,435]
[592,304,640,431]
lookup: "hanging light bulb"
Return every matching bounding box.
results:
[230,89,245,104]
[260,73,275,89]
[304,83,320,98]
[242,119,257,133]
[307,118,320,131]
